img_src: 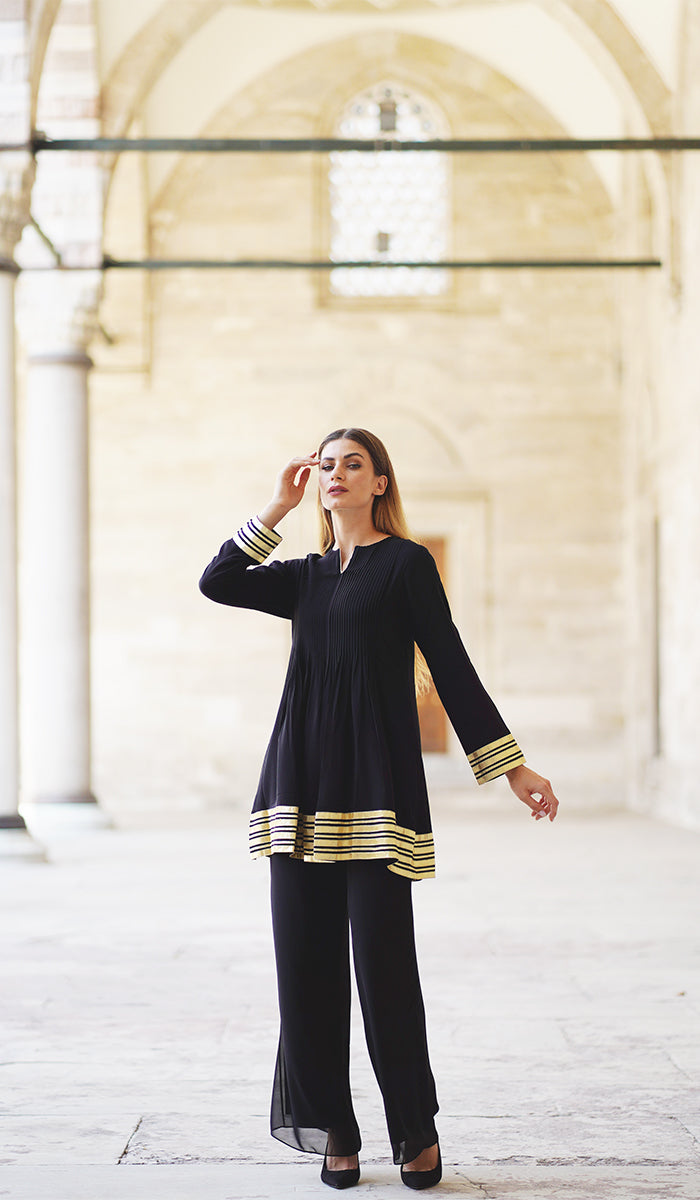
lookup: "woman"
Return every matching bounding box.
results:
[199,428,558,1191]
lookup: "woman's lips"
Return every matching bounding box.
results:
[329,487,347,494]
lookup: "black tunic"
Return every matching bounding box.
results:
[199,516,524,880]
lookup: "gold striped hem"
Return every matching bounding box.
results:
[468,734,525,784]
[250,805,435,881]
[232,516,282,564]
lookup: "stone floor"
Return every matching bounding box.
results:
[2,801,700,1199]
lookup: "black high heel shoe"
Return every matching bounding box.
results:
[400,1144,442,1190]
[321,1152,361,1190]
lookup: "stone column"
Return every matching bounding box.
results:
[18,271,110,834]
[0,163,44,858]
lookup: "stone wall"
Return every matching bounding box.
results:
[10,3,695,832]
[628,0,700,831]
[90,37,625,820]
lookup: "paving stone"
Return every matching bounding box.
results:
[0,1163,698,1200]
[1,811,699,1199]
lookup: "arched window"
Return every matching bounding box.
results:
[329,82,450,298]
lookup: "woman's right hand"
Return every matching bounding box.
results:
[258,452,319,529]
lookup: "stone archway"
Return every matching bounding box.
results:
[540,0,671,134]
[28,0,62,123]
[99,0,670,261]
[100,0,670,146]
[144,29,614,235]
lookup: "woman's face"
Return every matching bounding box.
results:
[318,438,387,514]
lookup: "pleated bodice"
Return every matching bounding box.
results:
[199,517,525,879]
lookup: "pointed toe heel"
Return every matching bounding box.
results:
[321,1153,361,1190]
[400,1145,442,1190]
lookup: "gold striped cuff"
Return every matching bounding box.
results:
[468,734,525,784]
[232,515,282,564]
[249,805,436,881]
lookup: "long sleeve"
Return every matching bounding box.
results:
[199,515,300,620]
[401,543,525,784]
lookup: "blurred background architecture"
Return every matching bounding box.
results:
[1,0,699,849]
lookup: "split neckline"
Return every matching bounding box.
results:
[334,535,395,575]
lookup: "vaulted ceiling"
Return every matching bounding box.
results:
[29,0,685,224]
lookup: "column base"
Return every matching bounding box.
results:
[20,793,113,838]
[0,814,47,860]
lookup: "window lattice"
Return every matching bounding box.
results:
[329,83,449,298]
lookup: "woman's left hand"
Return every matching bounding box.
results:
[504,764,559,822]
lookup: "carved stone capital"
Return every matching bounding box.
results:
[0,153,35,266]
[17,270,103,361]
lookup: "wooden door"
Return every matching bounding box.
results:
[417,536,448,753]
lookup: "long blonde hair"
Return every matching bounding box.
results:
[316,427,432,695]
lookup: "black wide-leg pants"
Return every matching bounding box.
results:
[269,854,439,1165]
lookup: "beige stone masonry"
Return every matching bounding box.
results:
[91,29,625,820]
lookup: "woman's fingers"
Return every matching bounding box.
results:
[527,793,546,819]
[508,767,559,823]
[286,452,317,483]
[292,451,321,490]
[293,465,311,492]
[284,452,317,475]
[274,453,319,505]
[542,780,559,821]
[528,783,559,822]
